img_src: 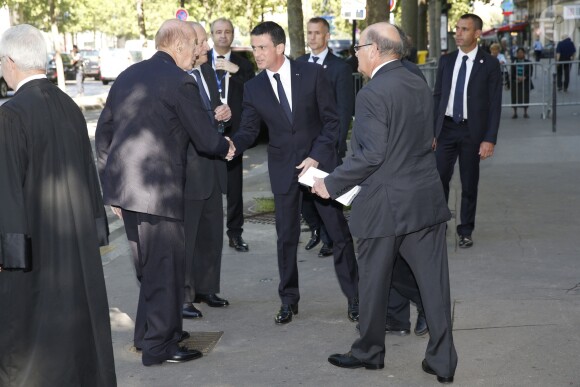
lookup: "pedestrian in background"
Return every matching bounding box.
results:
[72,44,84,96]
[510,47,533,119]
[0,24,116,386]
[556,34,576,92]
[533,37,543,62]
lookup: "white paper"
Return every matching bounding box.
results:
[298,167,361,206]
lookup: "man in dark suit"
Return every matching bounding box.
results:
[181,22,232,320]
[314,22,457,383]
[231,21,359,325]
[296,17,355,258]
[96,19,233,366]
[433,13,502,248]
[209,17,256,252]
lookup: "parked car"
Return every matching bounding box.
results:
[328,39,352,58]
[0,62,10,98]
[46,52,76,83]
[541,41,555,59]
[79,49,100,80]
[231,46,259,74]
[99,48,143,85]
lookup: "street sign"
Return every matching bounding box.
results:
[390,0,397,12]
[341,0,366,20]
[175,8,189,21]
[563,5,580,20]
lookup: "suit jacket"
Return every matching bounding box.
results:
[96,51,229,220]
[208,49,255,136]
[433,47,502,144]
[184,63,227,200]
[324,61,451,238]
[233,59,339,195]
[296,51,354,157]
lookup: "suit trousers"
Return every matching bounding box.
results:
[436,118,481,236]
[351,222,457,378]
[274,179,358,304]
[300,189,332,245]
[184,179,224,301]
[226,154,245,238]
[123,210,184,365]
[386,255,424,328]
[557,63,571,91]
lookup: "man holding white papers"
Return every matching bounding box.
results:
[312,23,457,383]
[231,21,358,325]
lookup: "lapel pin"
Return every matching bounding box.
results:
[323,65,327,69]
[480,59,483,63]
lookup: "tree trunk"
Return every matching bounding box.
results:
[401,0,418,44]
[49,0,66,92]
[136,0,146,41]
[287,0,305,59]
[428,0,441,59]
[417,1,428,51]
[366,0,389,26]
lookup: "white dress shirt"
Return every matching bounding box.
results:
[266,56,292,111]
[445,46,478,119]
[309,47,329,65]
[16,74,47,92]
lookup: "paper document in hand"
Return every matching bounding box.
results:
[298,167,361,206]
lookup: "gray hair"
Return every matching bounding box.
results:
[0,24,47,71]
[365,27,405,59]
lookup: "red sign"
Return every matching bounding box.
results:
[175,8,189,21]
[390,0,397,12]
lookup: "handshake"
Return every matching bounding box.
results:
[224,137,236,161]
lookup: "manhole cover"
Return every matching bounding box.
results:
[245,210,351,225]
[127,331,224,355]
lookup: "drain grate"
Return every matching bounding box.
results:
[127,331,224,355]
[245,210,351,225]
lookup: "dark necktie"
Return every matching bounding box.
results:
[273,73,292,124]
[453,55,468,124]
[191,69,212,120]
[216,55,226,98]
[312,56,319,64]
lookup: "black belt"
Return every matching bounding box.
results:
[445,116,468,125]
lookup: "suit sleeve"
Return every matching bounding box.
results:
[309,65,340,163]
[175,80,229,156]
[335,62,354,158]
[95,98,114,182]
[232,83,262,155]
[432,55,446,137]
[484,57,502,144]
[325,88,388,198]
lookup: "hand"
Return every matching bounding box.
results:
[215,58,239,74]
[479,141,494,160]
[296,157,319,178]
[312,176,330,199]
[111,206,123,219]
[432,138,437,151]
[214,104,232,122]
[225,136,236,160]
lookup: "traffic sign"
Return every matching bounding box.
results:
[175,8,189,21]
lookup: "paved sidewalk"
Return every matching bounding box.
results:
[88,101,580,386]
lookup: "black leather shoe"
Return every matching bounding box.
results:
[136,331,191,352]
[414,310,428,336]
[182,303,203,318]
[229,236,249,252]
[165,346,203,363]
[194,293,229,307]
[328,351,384,370]
[422,359,454,384]
[458,235,473,248]
[318,243,333,257]
[385,323,411,336]
[347,297,359,322]
[275,303,298,324]
[305,229,321,250]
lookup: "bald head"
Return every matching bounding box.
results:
[364,22,404,59]
[155,19,196,51]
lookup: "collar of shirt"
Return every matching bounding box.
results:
[191,66,210,99]
[310,47,329,64]
[371,59,397,78]
[213,50,231,66]
[16,74,47,92]
[266,56,292,110]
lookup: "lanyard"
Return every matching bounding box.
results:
[212,52,228,95]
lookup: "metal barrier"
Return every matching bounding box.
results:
[352,72,364,98]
